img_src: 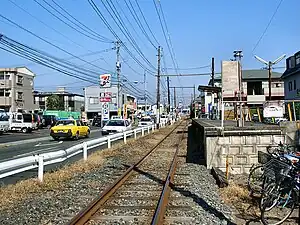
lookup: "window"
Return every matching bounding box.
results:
[0,72,4,80]
[5,89,10,97]
[296,54,300,65]
[17,75,23,85]
[17,114,23,121]
[0,89,4,96]
[17,92,23,100]
[275,83,282,88]
[89,97,98,104]
[294,80,297,90]
[289,81,293,91]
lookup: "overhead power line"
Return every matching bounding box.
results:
[88,0,155,74]
[0,34,102,83]
[134,0,160,46]
[0,13,112,73]
[33,0,112,43]
[165,65,211,70]
[252,0,284,53]
[124,0,157,49]
[100,0,156,70]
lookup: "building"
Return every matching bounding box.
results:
[281,51,300,100]
[84,85,137,119]
[209,62,284,105]
[200,61,284,118]
[0,67,36,112]
[34,87,84,111]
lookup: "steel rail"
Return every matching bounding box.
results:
[68,121,183,225]
[150,122,188,224]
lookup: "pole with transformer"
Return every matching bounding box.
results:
[116,41,121,116]
[156,46,161,128]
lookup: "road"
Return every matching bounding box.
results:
[0,127,102,161]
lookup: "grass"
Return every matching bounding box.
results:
[0,125,171,210]
[220,182,260,219]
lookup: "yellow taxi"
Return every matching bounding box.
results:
[50,119,90,141]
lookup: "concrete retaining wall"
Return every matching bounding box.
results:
[206,134,285,174]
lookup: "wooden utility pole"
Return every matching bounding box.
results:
[156,46,161,128]
[167,76,170,114]
[211,57,215,87]
[116,41,121,116]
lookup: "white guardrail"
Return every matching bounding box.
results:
[0,120,176,182]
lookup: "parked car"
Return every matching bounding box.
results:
[160,114,169,124]
[101,119,131,135]
[138,116,154,127]
[50,119,90,140]
[42,115,57,128]
[0,109,9,134]
[92,116,101,127]
[111,116,122,120]
[9,112,36,133]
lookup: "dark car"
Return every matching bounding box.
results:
[42,115,57,128]
[92,116,101,127]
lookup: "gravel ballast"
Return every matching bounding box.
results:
[0,122,235,225]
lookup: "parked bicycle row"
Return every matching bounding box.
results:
[248,142,300,225]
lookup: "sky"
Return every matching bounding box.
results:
[0,0,298,106]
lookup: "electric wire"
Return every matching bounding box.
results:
[252,0,284,53]
[0,14,112,73]
[87,0,156,74]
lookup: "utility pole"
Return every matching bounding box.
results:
[193,85,196,118]
[144,70,147,112]
[156,46,161,128]
[234,50,243,127]
[254,54,286,101]
[167,76,170,114]
[211,57,215,87]
[116,41,121,116]
[173,87,176,113]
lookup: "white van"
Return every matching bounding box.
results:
[0,109,9,134]
[9,112,36,133]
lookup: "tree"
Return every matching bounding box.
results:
[46,95,64,110]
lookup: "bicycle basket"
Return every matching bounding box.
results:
[263,158,291,182]
[258,151,272,164]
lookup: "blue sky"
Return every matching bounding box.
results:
[0,0,298,106]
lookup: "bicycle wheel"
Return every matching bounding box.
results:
[261,187,297,225]
[248,165,264,194]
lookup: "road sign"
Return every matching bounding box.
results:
[99,74,111,88]
[101,102,110,120]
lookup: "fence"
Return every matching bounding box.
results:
[0,120,173,183]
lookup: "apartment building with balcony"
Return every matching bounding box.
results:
[34,87,84,112]
[0,67,36,112]
[281,51,300,100]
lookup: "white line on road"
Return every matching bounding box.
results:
[12,146,62,158]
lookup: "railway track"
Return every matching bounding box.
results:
[68,120,189,225]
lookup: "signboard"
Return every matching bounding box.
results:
[263,102,284,118]
[101,102,110,120]
[123,104,127,119]
[100,92,112,102]
[99,74,111,88]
